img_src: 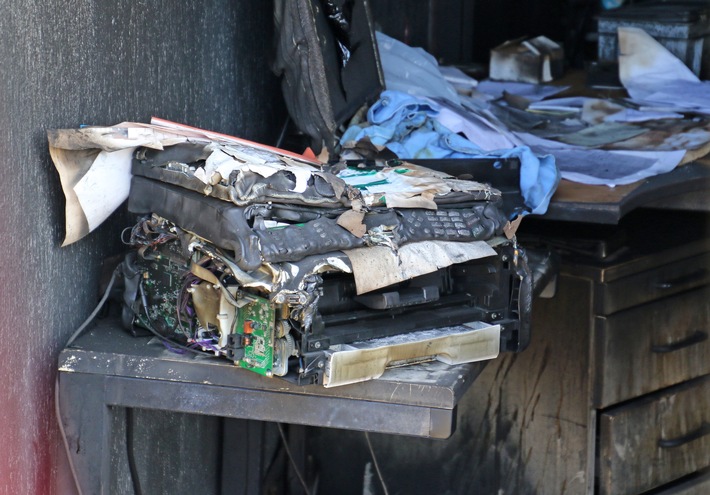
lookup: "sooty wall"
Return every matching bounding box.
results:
[0,1,283,493]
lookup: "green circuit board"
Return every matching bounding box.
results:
[235,295,275,376]
[135,241,190,336]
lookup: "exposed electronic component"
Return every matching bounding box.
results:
[118,141,532,387]
[121,210,529,387]
[233,295,275,377]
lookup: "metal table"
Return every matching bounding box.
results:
[57,318,486,494]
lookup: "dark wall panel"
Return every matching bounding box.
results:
[471,0,569,64]
[109,410,223,494]
[370,0,475,64]
[0,1,283,493]
[370,0,572,66]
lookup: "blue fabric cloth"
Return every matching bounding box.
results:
[341,91,560,215]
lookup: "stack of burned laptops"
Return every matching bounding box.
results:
[119,0,534,387]
[122,137,531,387]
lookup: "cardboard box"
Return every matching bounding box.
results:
[489,36,564,83]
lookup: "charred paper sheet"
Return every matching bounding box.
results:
[48,119,322,246]
[343,240,497,294]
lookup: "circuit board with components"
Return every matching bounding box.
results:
[234,295,275,376]
[133,239,191,337]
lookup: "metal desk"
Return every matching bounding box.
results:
[57,318,485,494]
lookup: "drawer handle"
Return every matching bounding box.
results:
[658,422,710,449]
[654,269,708,290]
[651,330,708,354]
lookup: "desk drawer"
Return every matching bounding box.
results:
[594,253,710,315]
[598,376,710,495]
[594,287,710,408]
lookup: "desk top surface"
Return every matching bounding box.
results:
[536,70,710,224]
[59,318,486,411]
[542,160,710,224]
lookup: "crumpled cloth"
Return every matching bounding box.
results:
[341,90,560,215]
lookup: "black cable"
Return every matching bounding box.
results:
[126,408,144,495]
[277,423,311,495]
[59,261,215,493]
[65,266,121,348]
[364,431,389,495]
[135,313,206,357]
[59,263,208,495]
[57,264,122,495]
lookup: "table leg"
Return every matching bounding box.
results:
[57,373,112,495]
